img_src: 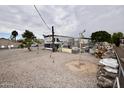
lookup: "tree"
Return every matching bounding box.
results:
[11,30,18,41]
[22,30,35,51]
[111,32,123,47]
[34,38,42,44]
[91,31,111,43]
[22,30,35,39]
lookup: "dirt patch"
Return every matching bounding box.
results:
[0,49,98,87]
[65,60,97,74]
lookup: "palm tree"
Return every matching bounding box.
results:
[11,30,18,42]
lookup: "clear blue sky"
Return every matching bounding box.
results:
[0,32,22,39]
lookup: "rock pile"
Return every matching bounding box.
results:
[102,50,116,59]
[89,42,119,87]
[97,58,119,88]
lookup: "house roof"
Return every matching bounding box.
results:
[43,34,74,38]
[43,35,91,40]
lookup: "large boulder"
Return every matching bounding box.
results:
[97,68,117,79]
[99,58,118,69]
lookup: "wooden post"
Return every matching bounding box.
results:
[52,26,55,52]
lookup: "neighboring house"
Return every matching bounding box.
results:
[43,34,91,50]
[74,38,91,47]
[80,38,91,46]
[73,38,80,47]
[0,38,21,49]
[43,35,74,49]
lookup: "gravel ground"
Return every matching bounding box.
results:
[0,48,99,88]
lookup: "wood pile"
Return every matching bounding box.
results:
[94,46,107,59]
[94,42,114,59]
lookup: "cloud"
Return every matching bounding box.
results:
[0,5,124,39]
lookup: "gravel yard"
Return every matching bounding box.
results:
[0,48,99,88]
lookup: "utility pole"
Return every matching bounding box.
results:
[78,29,86,65]
[52,26,55,52]
[79,29,86,53]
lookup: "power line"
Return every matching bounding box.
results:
[33,5,51,31]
